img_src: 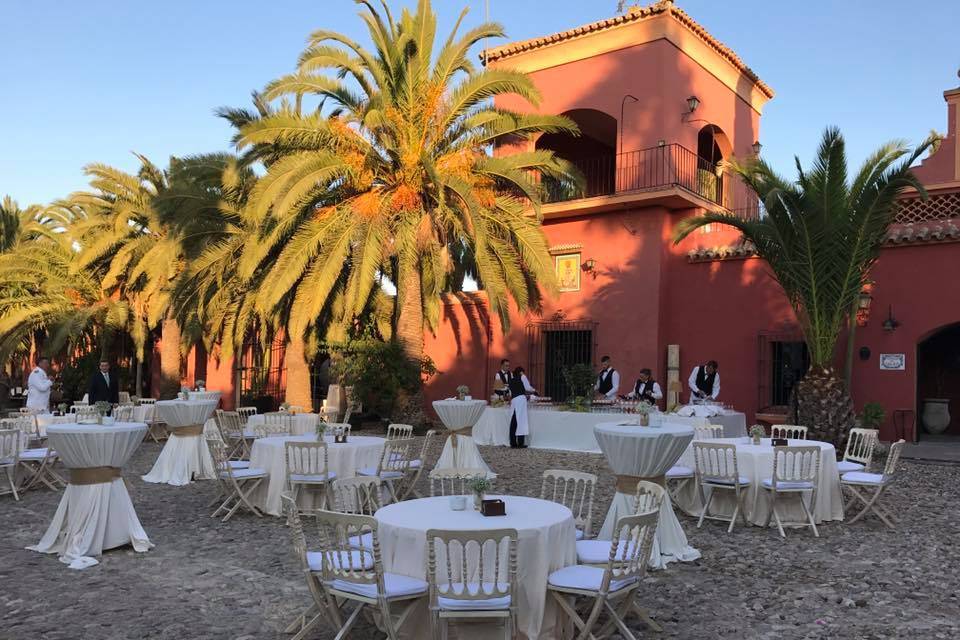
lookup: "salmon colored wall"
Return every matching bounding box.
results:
[912,90,959,185]
[495,38,760,159]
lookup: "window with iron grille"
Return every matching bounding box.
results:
[526,320,597,401]
[758,331,808,409]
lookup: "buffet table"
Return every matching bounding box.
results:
[472,406,738,453]
[28,422,152,569]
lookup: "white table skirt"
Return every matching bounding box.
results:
[154,399,219,428]
[673,437,845,526]
[594,422,700,569]
[432,400,495,477]
[28,422,152,569]
[376,495,576,639]
[246,413,319,436]
[142,400,219,485]
[248,434,386,516]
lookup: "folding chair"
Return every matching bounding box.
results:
[207,437,268,522]
[357,438,415,504]
[541,469,597,540]
[760,445,821,537]
[0,428,21,501]
[386,424,414,440]
[841,439,905,529]
[693,442,751,532]
[770,424,808,440]
[286,441,336,513]
[401,429,436,499]
[429,468,489,497]
[838,428,878,474]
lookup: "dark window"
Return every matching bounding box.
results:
[771,341,809,406]
[526,320,597,401]
[236,334,285,412]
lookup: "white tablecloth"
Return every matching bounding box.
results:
[594,422,700,569]
[248,434,386,516]
[184,390,221,403]
[432,400,494,477]
[28,422,152,569]
[673,437,845,526]
[246,412,320,436]
[376,495,576,639]
[141,400,219,485]
[34,413,74,437]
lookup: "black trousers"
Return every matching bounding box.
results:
[509,411,526,448]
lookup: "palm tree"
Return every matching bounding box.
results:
[674,128,935,447]
[233,0,581,370]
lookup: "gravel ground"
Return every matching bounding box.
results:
[2,428,958,640]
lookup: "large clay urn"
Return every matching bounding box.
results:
[921,399,951,435]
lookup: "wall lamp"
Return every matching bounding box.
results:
[686,95,700,113]
[581,258,598,278]
[882,305,901,332]
[752,140,763,155]
[856,285,873,327]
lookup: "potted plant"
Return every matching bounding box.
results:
[749,424,766,445]
[456,385,470,401]
[56,402,68,416]
[859,402,885,429]
[468,476,492,510]
[95,401,112,425]
[635,401,656,426]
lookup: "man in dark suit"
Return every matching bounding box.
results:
[87,360,120,404]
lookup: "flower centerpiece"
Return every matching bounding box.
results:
[749,424,766,445]
[180,385,191,400]
[279,401,291,413]
[468,476,492,510]
[316,419,327,439]
[94,401,112,424]
[195,379,206,391]
[56,402,68,416]
[456,385,470,401]
[635,401,656,426]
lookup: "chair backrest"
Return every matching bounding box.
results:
[426,528,517,606]
[881,439,906,480]
[771,424,808,440]
[215,410,243,437]
[540,469,597,537]
[236,406,257,424]
[418,429,437,463]
[693,442,742,484]
[118,391,131,404]
[604,511,658,588]
[843,428,878,469]
[771,446,821,486]
[285,441,330,477]
[281,493,311,573]
[205,437,232,479]
[331,476,382,515]
[325,422,352,435]
[429,468,489,496]
[378,438,415,476]
[73,405,99,421]
[633,480,666,515]
[314,510,382,587]
[139,398,157,405]
[0,428,21,463]
[113,405,134,422]
[386,423,414,440]
[694,424,724,440]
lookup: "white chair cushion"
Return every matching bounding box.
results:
[548,565,635,593]
[227,460,250,470]
[18,448,53,460]
[837,460,865,474]
[437,583,511,610]
[407,459,422,469]
[329,572,428,599]
[761,479,814,490]
[0,457,15,465]
[358,468,403,479]
[575,540,638,565]
[574,528,585,541]
[306,549,375,572]
[666,465,694,479]
[221,467,267,479]
[349,532,374,549]
[703,476,750,486]
[841,471,886,485]
[289,472,336,483]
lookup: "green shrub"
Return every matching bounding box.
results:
[562,363,595,402]
[859,401,885,428]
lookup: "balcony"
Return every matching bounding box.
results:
[540,143,760,219]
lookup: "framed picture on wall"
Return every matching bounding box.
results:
[555,253,581,292]
[879,353,906,370]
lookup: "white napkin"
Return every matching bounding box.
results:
[676,405,695,417]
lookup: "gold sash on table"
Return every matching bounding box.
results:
[615,473,666,493]
[169,424,204,437]
[450,427,473,448]
[70,466,122,485]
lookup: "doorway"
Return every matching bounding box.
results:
[526,320,597,401]
[917,323,960,439]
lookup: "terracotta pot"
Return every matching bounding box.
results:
[922,399,951,435]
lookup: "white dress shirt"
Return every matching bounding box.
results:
[594,367,620,399]
[26,367,53,411]
[688,366,720,400]
[627,380,663,401]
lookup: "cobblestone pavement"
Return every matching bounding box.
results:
[2,429,958,640]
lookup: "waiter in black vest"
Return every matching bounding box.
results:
[688,360,720,402]
[594,356,620,400]
[494,359,511,401]
[627,368,663,404]
[507,367,536,448]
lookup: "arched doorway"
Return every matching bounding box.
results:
[695,124,731,204]
[537,108,617,201]
[917,323,960,438]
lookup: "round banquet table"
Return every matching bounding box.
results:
[142,399,219,485]
[375,495,576,639]
[673,437,845,526]
[431,399,495,477]
[28,422,152,569]
[594,422,701,569]
[246,412,320,436]
[184,390,221,403]
[34,413,74,437]
[248,434,386,516]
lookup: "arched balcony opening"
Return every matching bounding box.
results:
[536,108,617,201]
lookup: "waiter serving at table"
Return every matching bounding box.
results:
[594,355,620,400]
[688,360,720,402]
[494,358,511,401]
[626,368,663,404]
[508,366,536,449]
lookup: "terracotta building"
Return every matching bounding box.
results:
[422,1,960,443]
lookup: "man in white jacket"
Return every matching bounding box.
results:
[26,356,53,412]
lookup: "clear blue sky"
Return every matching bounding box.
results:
[2,0,958,205]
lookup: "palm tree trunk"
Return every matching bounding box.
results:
[792,364,857,450]
[159,315,182,398]
[395,258,424,363]
[135,357,143,398]
[284,334,314,410]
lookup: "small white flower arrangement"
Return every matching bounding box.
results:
[195,379,206,391]
[456,385,470,400]
[749,424,766,444]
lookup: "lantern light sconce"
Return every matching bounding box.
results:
[855,285,874,327]
[581,258,598,279]
[882,305,901,332]
[752,140,763,155]
[686,95,700,113]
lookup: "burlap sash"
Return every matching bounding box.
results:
[70,466,122,485]
[615,474,666,493]
[169,424,204,437]
[450,428,473,448]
